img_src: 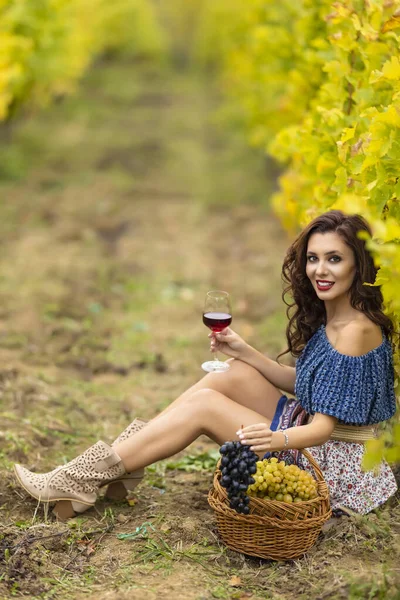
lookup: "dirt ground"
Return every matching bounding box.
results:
[0,57,399,600]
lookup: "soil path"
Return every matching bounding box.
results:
[0,59,398,599]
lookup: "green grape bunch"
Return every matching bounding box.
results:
[247,457,318,503]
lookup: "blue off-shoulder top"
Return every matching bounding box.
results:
[294,324,397,426]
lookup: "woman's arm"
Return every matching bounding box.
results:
[211,328,296,395]
[239,345,296,395]
[272,413,337,451]
[239,413,337,456]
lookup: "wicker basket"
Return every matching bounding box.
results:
[208,449,332,560]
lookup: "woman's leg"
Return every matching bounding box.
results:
[115,387,272,473]
[150,358,282,423]
[13,387,273,519]
[106,359,282,498]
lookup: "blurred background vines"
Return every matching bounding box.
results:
[0,0,167,124]
[1,0,399,463]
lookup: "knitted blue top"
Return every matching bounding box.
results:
[295,324,397,426]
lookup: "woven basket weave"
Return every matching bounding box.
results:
[208,449,332,560]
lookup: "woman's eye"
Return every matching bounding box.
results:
[307,256,341,262]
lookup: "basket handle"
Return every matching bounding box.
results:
[299,448,324,482]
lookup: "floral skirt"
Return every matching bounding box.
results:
[266,395,398,515]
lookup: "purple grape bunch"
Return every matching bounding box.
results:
[219,440,258,514]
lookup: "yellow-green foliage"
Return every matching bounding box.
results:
[156,0,205,63]
[195,0,328,139]
[0,0,167,120]
[195,0,400,462]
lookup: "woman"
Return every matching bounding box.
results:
[14,210,398,519]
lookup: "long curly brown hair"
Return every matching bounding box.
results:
[276,209,396,362]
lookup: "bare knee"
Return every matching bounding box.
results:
[200,359,281,420]
[185,388,228,417]
[220,358,265,391]
[182,388,222,434]
[185,360,272,408]
[226,358,259,377]
[188,388,218,408]
[195,359,267,402]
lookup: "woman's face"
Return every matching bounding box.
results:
[305,231,357,300]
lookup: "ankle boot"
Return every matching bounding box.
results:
[102,417,148,501]
[14,441,125,520]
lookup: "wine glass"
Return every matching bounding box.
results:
[201,290,232,373]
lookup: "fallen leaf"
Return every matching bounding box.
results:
[127,498,137,507]
[229,576,242,587]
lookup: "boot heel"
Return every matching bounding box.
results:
[105,477,142,501]
[53,500,91,520]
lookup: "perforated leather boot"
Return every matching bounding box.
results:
[102,417,148,500]
[14,440,125,520]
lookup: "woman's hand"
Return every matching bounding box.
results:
[237,423,273,456]
[209,327,249,360]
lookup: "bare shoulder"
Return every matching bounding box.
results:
[335,320,383,357]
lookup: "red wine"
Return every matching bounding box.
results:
[203,312,232,332]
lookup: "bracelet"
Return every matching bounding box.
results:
[281,431,289,448]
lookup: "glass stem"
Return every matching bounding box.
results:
[213,352,219,363]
